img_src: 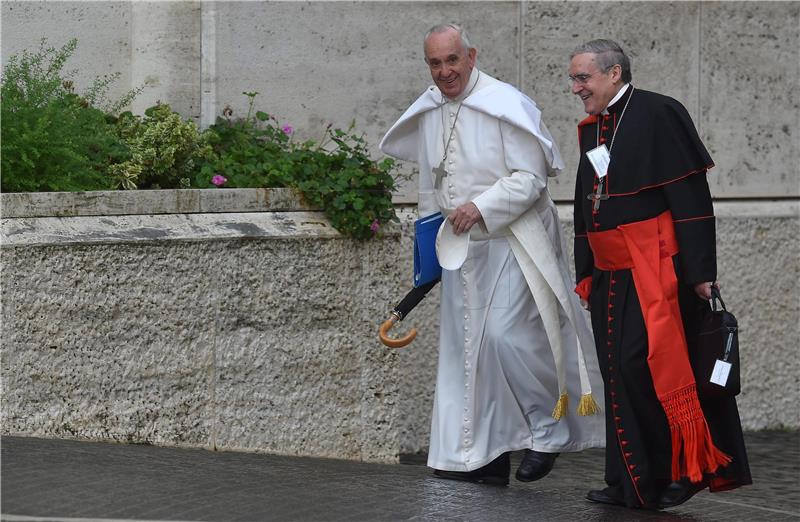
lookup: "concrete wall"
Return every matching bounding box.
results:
[1,192,798,462]
[3,1,798,201]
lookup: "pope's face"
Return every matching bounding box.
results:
[569,53,622,115]
[424,29,477,99]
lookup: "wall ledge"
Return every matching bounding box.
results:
[1,211,350,247]
[0,188,316,219]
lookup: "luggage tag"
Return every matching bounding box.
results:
[585,145,610,210]
[709,328,736,387]
[710,360,732,387]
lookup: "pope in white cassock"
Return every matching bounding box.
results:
[380,24,605,485]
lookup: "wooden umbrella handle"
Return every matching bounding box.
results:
[379,316,417,348]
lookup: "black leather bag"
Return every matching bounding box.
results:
[693,287,740,398]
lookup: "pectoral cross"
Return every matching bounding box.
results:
[586,178,609,211]
[433,161,448,189]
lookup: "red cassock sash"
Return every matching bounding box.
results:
[587,211,730,482]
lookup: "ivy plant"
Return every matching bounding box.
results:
[199,93,402,239]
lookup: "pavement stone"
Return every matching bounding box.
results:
[1,431,798,522]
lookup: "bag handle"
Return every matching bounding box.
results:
[710,286,726,312]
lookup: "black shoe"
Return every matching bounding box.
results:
[433,452,510,486]
[658,478,708,508]
[515,449,559,482]
[586,487,626,506]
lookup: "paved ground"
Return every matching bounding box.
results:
[2,431,798,522]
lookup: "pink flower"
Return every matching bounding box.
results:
[211,175,227,187]
[370,219,380,233]
[281,124,294,136]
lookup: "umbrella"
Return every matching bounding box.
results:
[378,278,439,348]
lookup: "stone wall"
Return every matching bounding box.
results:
[1,191,413,462]
[1,191,797,463]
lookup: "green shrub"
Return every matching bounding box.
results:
[111,104,213,190]
[0,39,138,192]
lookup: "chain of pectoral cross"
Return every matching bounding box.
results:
[433,72,481,189]
[587,86,634,210]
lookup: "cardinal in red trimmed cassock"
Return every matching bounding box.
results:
[568,39,752,510]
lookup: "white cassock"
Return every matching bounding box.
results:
[381,68,605,472]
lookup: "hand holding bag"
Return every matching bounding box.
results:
[693,287,741,398]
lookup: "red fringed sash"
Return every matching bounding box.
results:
[587,211,731,482]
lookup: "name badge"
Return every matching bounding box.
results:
[710,360,732,387]
[586,144,611,179]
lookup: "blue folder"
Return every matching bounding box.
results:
[413,212,444,287]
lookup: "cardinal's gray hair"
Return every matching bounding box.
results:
[571,39,632,83]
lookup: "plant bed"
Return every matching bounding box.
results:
[1,39,403,240]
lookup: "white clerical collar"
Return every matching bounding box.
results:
[444,67,481,103]
[601,83,630,115]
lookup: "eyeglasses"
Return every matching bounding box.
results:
[568,73,595,85]
[569,65,618,86]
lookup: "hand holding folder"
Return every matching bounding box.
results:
[414,212,444,287]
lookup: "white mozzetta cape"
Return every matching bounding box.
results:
[381,74,600,420]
